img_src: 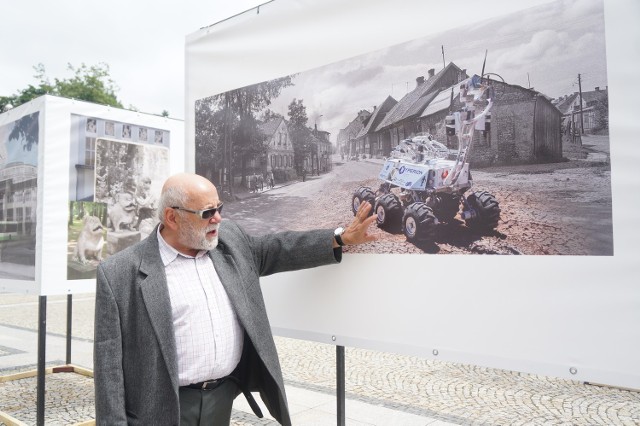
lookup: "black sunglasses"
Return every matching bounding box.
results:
[172,203,223,219]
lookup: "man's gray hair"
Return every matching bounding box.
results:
[157,185,188,224]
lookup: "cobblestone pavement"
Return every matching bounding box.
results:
[0,366,94,425]
[1,294,639,425]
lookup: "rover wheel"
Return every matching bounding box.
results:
[403,202,438,242]
[430,194,460,223]
[464,191,501,230]
[374,193,402,231]
[352,187,375,216]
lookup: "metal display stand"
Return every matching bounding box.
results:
[336,345,346,426]
[37,296,46,426]
[32,297,345,426]
[34,294,77,426]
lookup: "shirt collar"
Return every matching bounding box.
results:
[156,225,208,266]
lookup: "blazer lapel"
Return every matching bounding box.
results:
[138,230,179,391]
[209,243,250,327]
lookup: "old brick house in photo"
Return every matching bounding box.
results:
[339,61,563,167]
[419,78,563,167]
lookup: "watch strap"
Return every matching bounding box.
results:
[334,228,345,246]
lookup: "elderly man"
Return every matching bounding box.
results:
[94,172,377,426]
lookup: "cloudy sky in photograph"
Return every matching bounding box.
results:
[2,0,606,135]
[265,0,607,141]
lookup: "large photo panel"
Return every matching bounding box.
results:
[194,0,611,256]
[186,0,639,389]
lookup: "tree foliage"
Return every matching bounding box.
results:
[1,63,123,111]
[592,96,609,133]
[287,98,314,172]
[260,109,284,122]
[8,112,39,152]
[195,76,293,190]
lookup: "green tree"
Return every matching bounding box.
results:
[1,63,123,111]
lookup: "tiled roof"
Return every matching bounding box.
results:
[355,95,397,139]
[375,63,462,131]
[581,89,608,104]
[340,110,371,141]
[259,117,284,137]
[419,84,461,118]
[554,87,607,115]
[555,93,578,114]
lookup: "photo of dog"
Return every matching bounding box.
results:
[108,192,137,232]
[73,215,105,264]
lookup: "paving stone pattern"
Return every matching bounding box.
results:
[0,369,94,425]
[1,295,639,425]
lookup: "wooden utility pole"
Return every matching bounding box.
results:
[578,73,585,134]
[442,45,446,69]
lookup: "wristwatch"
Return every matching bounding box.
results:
[334,227,345,247]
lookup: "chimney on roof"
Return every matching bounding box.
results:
[595,87,600,91]
[373,105,377,111]
[459,69,466,82]
[428,68,435,78]
[416,76,425,86]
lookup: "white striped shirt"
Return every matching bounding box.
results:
[157,228,244,386]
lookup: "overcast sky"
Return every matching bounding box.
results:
[0,0,264,119]
[265,0,608,140]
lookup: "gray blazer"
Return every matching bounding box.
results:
[94,220,339,425]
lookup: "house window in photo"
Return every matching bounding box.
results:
[85,137,96,167]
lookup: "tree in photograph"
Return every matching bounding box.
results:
[204,76,293,191]
[287,98,313,174]
[260,109,284,122]
[196,100,223,183]
[8,112,39,152]
[95,141,141,202]
[592,96,609,133]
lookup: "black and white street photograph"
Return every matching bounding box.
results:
[94,138,167,251]
[196,0,612,256]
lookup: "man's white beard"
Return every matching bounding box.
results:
[180,219,219,251]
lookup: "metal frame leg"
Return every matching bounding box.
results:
[337,345,345,426]
[37,295,47,426]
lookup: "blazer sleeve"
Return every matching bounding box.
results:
[94,264,128,425]
[248,226,339,276]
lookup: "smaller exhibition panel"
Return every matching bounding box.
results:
[0,95,184,295]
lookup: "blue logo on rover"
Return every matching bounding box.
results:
[399,166,422,175]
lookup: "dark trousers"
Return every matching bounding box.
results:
[179,380,239,426]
